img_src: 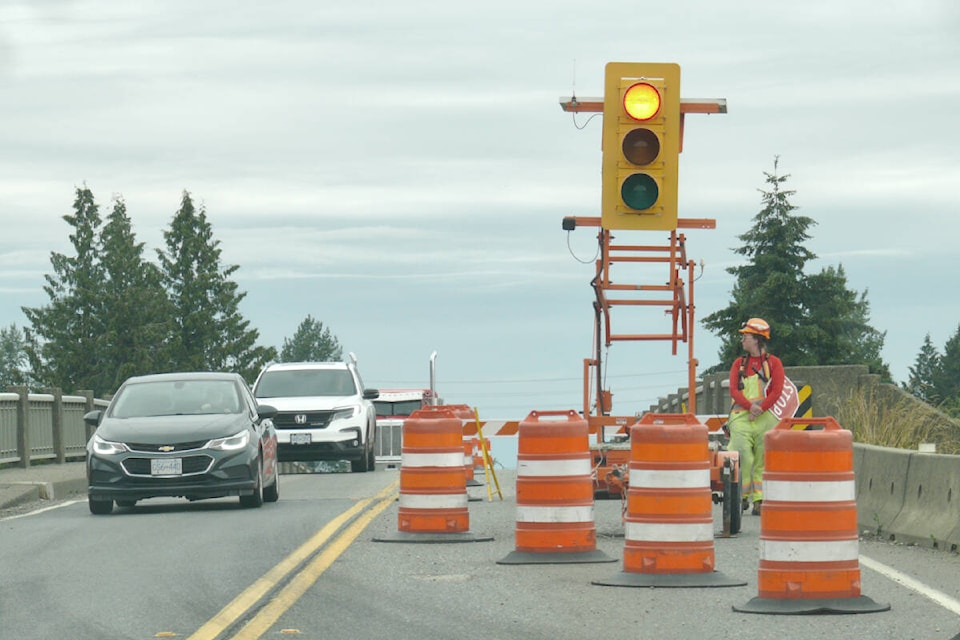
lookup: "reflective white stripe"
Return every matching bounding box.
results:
[764,480,856,502]
[401,452,464,467]
[516,505,594,523]
[517,458,591,477]
[624,521,714,542]
[760,539,859,563]
[399,493,468,509]
[630,468,710,489]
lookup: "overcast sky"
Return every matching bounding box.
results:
[2,1,958,418]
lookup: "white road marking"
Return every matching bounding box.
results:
[860,554,960,615]
[0,499,84,521]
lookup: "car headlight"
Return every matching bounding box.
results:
[331,406,359,421]
[207,430,250,451]
[92,434,130,455]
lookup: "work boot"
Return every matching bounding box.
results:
[752,500,762,516]
[742,498,750,513]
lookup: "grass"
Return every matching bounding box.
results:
[831,387,960,454]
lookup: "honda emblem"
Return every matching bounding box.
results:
[294,414,307,425]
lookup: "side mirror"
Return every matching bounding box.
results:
[83,410,103,427]
[257,404,278,420]
[363,388,380,400]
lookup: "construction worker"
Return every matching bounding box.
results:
[727,317,784,515]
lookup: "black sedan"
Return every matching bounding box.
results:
[84,372,279,515]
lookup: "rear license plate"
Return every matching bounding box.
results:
[151,458,183,475]
[290,433,312,445]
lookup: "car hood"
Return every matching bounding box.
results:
[96,413,250,444]
[256,396,356,411]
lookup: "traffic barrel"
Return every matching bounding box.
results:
[374,407,492,544]
[499,410,615,565]
[435,403,484,487]
[734,417,889,614]
[593,413,744,587]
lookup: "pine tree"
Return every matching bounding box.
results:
[98,196,173,389]
[0,324,29,387]
[902,334,941,404]
[22,186,106,393]
[702,158,889,378]
[280,316,343,362]
[933,324,960,406]
[157,191,275,380]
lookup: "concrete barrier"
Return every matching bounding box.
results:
[853,444,908,541]
[887,450,960,552]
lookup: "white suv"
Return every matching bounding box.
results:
[252,360,379,472]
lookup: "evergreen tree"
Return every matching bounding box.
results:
[0,324,29,387]
[98,196,173,389]
[933,324,960,405]
[902,334,941,404]
[157,191,275,380]
[22,185,106,393]
[280,315,343,362]
[702,158,889,378]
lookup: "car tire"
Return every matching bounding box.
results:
[367,443,376,471]
[351,445,370,473]
[264,471,279,503]
[89,497,114,515]
[240,459,264,508]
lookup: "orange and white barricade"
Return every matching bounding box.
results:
[499,410,614,565]
[374,407,492,544]
[593,413,743,587]
[734,417,888,614]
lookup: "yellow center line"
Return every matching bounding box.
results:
[230,487,398,639]
[187,480,398,640]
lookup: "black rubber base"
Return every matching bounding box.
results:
[466,478,483,487]
[497,549,617,565]
[592,569,747,588]
[372,531,494,544]
[733,595,891,615]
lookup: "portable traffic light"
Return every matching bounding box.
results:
[601,62,681,231]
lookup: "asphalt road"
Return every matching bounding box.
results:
[1,468,959,640]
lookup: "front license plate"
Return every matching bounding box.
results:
[151,458,183,475]
[290,433,312,445]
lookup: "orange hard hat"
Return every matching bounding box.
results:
[739,317,770,340]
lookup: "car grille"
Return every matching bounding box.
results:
[273,411,335,429]
[122,455,214,477]
[126,440,209,453]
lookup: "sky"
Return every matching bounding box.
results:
[2,1,959,419]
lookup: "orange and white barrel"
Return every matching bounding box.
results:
[623,413,715,574]
[734,417,888,614]
[397,407,468,533]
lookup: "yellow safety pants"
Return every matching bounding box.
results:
[727,409,778,503]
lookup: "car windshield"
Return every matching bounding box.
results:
[374,399,423,417]
[110,380,242,418]
[255,369,356,398]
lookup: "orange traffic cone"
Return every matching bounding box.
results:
[734,417,889,614]
[593,413,744,587]
[499,410,615,565]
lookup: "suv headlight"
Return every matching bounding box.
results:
[92,434,130,455]
[207,430,250,451]
[331,406,360,422]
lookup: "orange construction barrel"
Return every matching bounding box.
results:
[593,413,743,588]
[499,410,614,564]
[734,417,889,614]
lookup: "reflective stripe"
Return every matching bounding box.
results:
[630,468,710,489]
[399,493,468,509]
[516,505,594,523]
[401,452,464,467]
[759,539,859,563]
[764,480,856,502]
[517,458,591,477]
[624,521,714,542]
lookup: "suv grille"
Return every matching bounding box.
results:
[273,411,335,429]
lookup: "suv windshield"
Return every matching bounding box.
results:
[255,369,357,398]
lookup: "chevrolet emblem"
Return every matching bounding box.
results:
[159,445,175,452]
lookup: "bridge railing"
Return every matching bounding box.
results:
[0,387,108,467]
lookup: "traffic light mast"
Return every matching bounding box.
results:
[559,62,726,419]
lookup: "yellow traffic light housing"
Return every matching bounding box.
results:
[601,62,681,231]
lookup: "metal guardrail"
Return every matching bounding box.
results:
[0,388,108,466]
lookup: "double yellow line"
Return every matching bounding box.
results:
[188,479,399,640]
